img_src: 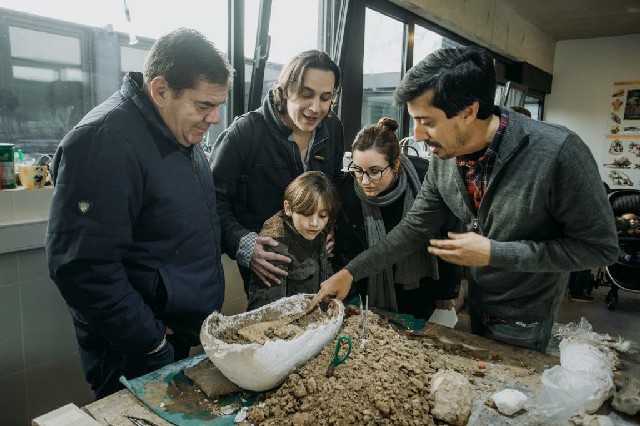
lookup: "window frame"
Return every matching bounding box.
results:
[0,9,94,153]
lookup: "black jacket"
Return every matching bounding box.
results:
[210,92,344,257]
[332,155,460,301]
[46,73,225,353]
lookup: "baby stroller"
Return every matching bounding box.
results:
[604,189,640,310]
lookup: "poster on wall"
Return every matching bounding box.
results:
[602,81,640,188]
[607,81,640,136]
[602,135,640,189]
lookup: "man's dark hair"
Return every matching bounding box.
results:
[272,50,341,115]
[394,46,496,120]
[143,28,234,95]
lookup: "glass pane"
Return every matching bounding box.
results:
[4,25,86,158]
[524,95,543,120]
[362,8,403,128]
[495,84,505,106]
[244,0,260,109]
[413,25,442,64]
[2,0,228,48]
[504,88,526,107]
[245,0,320,107]
[120,46,148,73]
[10,27,81,65]
[500,81,528,107]
[0,3,230,159]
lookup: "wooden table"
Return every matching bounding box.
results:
[85,389,171,426]
[81,324,636,425]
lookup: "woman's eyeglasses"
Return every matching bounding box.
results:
[347,162,391,181]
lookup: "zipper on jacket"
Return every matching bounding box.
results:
[179,145,198,175]
[290,142,302,174]
[308,135,328,166]
[190,151,197,174]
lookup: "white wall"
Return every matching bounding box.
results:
[545,35,640,174]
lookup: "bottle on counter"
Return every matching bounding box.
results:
[0,143,16,189]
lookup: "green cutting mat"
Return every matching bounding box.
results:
[119,354,257,425]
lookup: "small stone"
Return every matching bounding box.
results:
[409,377,424,390]
[375,399,391,416]
[305,377,317,394]
[292,383,307,398]
[234,407,248,422]
[220,404,235,415]
[492,389,527,416]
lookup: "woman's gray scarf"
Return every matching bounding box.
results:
[355,155,438,312]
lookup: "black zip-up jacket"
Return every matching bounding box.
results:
[210,92,344,258]
[332,155,460,301]
[46,73,225,354]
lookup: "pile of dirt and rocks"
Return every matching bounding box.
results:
[238,309,552,426]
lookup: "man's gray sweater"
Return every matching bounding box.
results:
[346,111,618,323]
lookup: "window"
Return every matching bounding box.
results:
[408,25,454,137]
[244,0,321,110]
[120,46,148,75]
[361,8,403,128]
[524,94,544,120]
[413,25,443,63]
[0,2,229,158]
[2,24,89,158]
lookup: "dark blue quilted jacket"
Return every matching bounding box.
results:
[46,72,225,354]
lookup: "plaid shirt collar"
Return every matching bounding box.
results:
[455,107,509,212]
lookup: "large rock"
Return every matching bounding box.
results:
[612,378,640,415]
[429,369,472,426]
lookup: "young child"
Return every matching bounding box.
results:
[247,171,340,310]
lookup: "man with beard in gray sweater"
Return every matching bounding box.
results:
[309,46,617,352]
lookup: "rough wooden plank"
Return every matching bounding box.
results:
[83,390,171,426]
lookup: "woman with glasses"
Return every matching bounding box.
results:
[332,117,460,320]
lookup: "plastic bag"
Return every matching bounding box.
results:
[535,365,601,423]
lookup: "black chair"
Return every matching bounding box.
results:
[604,189,640,310]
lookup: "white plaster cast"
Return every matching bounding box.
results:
[200,294,344,392]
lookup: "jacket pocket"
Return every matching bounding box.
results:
[157,267,174,313]
[150,271,168,315]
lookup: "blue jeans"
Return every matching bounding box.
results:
[469,302,557,353]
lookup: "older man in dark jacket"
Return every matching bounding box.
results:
[45,29,233,399]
